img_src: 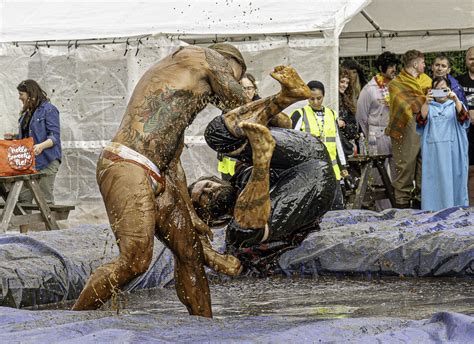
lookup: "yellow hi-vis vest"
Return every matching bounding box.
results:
[217,155,237,176]
[295,105,341,180]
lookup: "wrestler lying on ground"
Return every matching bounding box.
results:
[72,42,312,317]
[189,122,337,275]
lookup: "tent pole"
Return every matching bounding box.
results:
[360,10,385,52]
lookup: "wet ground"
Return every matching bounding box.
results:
[40,276,473,321]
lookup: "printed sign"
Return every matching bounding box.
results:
[8,144,34,170]
[0,138,36,176]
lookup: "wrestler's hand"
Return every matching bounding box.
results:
[191,211,213,240]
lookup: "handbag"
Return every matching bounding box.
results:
[0,137,37,176]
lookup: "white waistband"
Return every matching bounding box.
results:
[104,142,161,178]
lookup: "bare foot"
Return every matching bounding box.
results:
[200,236,243,276]
[271,65,312,100]
[234,122,274,229]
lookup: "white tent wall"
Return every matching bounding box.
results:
[0,34,338,224]
[183,34,339,177]
[0,0,472,224]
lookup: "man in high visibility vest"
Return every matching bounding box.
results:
[289,80,348,209]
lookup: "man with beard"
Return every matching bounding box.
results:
[72,41,312,317]
[385,50,431,209]
[189,122,336,275]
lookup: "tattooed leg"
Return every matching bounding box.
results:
[223,66,311,138]
[234,122,275,229]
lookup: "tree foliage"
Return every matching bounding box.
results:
[341,50,468,82]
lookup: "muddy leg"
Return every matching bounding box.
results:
[156,178,212,317]
[234,122,275,229]
[73,162,155,310]
[224,66,311,138]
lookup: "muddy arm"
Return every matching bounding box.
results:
[204,49,249,112]
[168,154,214,240]
[167,151,242,276]
[268,112,292,128]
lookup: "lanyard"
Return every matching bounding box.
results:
[314,108,325,140]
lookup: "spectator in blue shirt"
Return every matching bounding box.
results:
[4,80,61,204]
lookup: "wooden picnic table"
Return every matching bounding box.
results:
[347,154,395,209]
[0,173,74,233]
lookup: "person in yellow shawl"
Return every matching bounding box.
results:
[385,50,432,208]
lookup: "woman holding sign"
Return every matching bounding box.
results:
[4,80,61,204]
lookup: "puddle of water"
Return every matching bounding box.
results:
[40,276,472,320]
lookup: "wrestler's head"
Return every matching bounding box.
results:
[208,43,247,80]
[188,175,237,223]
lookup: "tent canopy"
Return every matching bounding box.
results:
[340,0,474,55]
[1,0,471,54]
[0,0,367,43]
[344,0,473,33]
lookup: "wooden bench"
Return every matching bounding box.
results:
[0,203,75,229]
[0,174,75,232]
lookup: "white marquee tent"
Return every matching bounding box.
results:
[341,0,474,55]
[0,0,472,222]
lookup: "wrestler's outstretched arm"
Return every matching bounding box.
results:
[204,48,249,112]
[173,157,213,240]
[171,151,242,276]
[223,66,311,138]
[268,112,292,129]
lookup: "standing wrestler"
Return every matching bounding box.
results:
[72,42,312,317]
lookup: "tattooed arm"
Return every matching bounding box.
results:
[204,48,249,112]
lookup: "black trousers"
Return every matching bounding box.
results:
[204,116,337,246]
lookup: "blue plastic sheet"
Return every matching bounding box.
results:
[0,307,472,343]
[279,207,474,277]
[0,207,473,308]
